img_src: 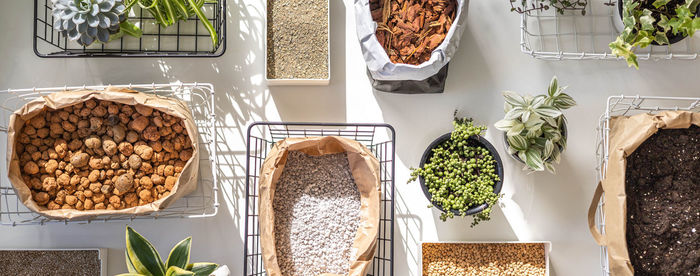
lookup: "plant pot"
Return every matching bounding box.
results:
[418,132,504,216]
[613,0,698,45]
[502,120,568,164]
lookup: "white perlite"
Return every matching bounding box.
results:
[273,151,361,276]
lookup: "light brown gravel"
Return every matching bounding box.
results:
[267,0,329,79]
[422,243,546,276]
[0,250,101,275]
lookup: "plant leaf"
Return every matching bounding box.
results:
[116,274,145,276]
[533,106,562,118]
[166,237,192,270]
[186,263,219,276]
[553,93,577,110]
[545,162,556,174]
[504,107,524,120]
[521,110,531,122]
[525,149,545,171]
[126,226,166,276]
[548,76,558,97]
[503,91,525,107]
[507,123,525,137]
[543,116,558,127]
[544,139,554,160]
[165,266,194,276]
[507,135,528,151]
[494,119,516,131]
[126,250,138,273]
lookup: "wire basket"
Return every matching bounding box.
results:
[34,0,226,57]
[244,122,395,276]
[0,83,219,226]
[520,0,700,60]
[594,95,700,275]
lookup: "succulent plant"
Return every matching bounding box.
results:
[494,76,576,174]
[118,226,219,276]
[52,0,141,46]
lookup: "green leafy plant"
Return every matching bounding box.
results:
[494,76,576,174]
[409,114,502,227]
[118,226,219,276]
[125,0,219,47]
[610,0,700,68]
[510,0,589,15]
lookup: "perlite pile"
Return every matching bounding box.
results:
[273,151,361,276]
[266,0,329,79]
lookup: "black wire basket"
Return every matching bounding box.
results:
[33,0,226,57]
[244,122,395,276]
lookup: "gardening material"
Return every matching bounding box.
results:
[422,242,549,276]
[52,0,142,46]
[120,226,220,276]
[587,111,700,276]
[610,0,700,68]
[259,136,380,276]
[625,126,699,275]
[0,249,106,275]
[7,88,199,220]
[495,76,576,173]
[354,0,468,93]
[266,0,329,84]
[410,116,503,226]
[370,0,457,65]
[273,151,361,275]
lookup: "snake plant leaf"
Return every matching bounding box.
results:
[165,266,195,276]
[166,237,192,270]
[186,263,219,276]
[126,226,166,276]
[126,249,138,273]
[116,274,145,276]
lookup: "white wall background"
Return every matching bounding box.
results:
[0,0,698,275]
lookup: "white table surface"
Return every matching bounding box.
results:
[1,1,699,275]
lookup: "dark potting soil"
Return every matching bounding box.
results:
[0,250,101,276]
[625,125,700,276]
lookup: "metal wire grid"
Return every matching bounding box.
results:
[34,0,226,57]
[244,122,396,276]
[520,0,700,60]
[594,95,700,275]
[0,83,219,226]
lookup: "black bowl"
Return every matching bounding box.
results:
[617,0,698,45]
[418,133,504,216]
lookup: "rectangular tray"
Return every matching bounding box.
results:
[243,122,395,276]
[264,0,331,85]
[420,241,552,276]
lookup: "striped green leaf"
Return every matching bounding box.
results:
[165,266,194,276]
[525,149,545,171]
[126,226,166,276]
[186,263,219,276]
[166,237,192,270]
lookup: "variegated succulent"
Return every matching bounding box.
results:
[118,226,219,276]
[52,0,141,46]
[494,76,576,174]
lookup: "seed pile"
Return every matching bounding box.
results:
[371,0,457,65]
[266,0,329,80]
[625,126,699,275]
[16,99,194,211]
[0,250,101,275]
[422,243,547,276]
[273,151,361,276]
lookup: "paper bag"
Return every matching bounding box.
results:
[588,111,700,275]
[7,88,200,220]
[259,136,381,276]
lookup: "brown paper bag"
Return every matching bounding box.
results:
[259,136,381,276]
[588,111,700,276]
[6,88,200,220]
